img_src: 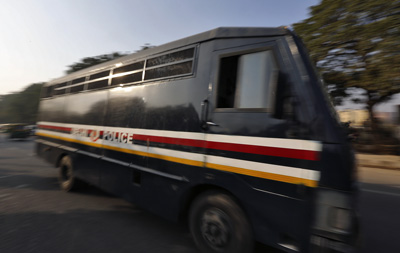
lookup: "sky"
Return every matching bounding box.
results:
[0,0,319,95]
[0,0,398,112]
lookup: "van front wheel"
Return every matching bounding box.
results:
[189,191,254,253]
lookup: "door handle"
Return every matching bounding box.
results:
[200,99,209,130]
[201,99,219,130]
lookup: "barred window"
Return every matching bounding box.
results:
[53,82,68,96]
[42,47,196,98]
[89,70,110,80]
[70,84,84,93]
[87,79,109,90]
[111,72,143,86]
[71,77,86,84]
[144,61,192,80]
[144,47,195,81]
[146,48,194,67]
[217,50,278,110]
[113,61,144,75]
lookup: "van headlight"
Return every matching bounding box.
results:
[329,207,351,231]
[313,189,356,240]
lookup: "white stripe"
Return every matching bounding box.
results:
[38,121,73,128]
[206,134,321,151]
[207,155,320,181]
[147,146,205,162]
[37,129,59,136]
[101,136,206,163]
[37,121,321,151]
[116,127,205,141]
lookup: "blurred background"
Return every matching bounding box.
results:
[0,0,399,252]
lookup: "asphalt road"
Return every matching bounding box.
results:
[0,137,198,253]
[1,137,399,252]
[357,167,400,252]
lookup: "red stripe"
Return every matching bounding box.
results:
[207,141,317,160]
[133,134,205,148]
[38,124,72,132]
[38,124,318,161]
[133,134,318,161]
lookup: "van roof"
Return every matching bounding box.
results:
[45,27,288,86]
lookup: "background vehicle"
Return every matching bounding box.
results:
[3,123,31,139]
[36,27,358,253]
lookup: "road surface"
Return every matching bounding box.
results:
[358,166,400,252]
[0,137,197,253]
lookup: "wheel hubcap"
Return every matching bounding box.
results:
[61,165,71,182]
[200,208,231,249]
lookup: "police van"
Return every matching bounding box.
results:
[36,27,358,253]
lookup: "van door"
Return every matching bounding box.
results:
[203,38,318,247]
[204,39,318,195]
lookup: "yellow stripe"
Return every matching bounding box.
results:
[206,163,317,187]
[36,132,317,187]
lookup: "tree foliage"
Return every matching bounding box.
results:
[65,44,155,74]
[65,52,127,74]
[135,43,155,52]
[293,0,400,121]
[0,83,43,124]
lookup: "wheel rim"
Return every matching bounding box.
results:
[60,164,71,182]
[200,208,231,249]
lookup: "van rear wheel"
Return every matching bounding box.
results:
[58,156,81,192]
[189,191,254,253]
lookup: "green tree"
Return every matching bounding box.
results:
[135,43,155,52]
[65,52,127,74]
[65,44,155,74]
[0,83,43,124]
[293,0,400,126]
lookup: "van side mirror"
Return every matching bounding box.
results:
[273,72,311,139]
[273,72,294,120]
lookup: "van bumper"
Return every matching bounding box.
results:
[310,188,360,253]
[310,235,357,253]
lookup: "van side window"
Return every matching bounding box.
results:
[217,50,278,110]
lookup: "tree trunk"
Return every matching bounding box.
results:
[366,96,385,150]
[366,102,376,131]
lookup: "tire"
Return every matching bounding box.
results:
[58,156,81,192]
[189,191,254,253]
